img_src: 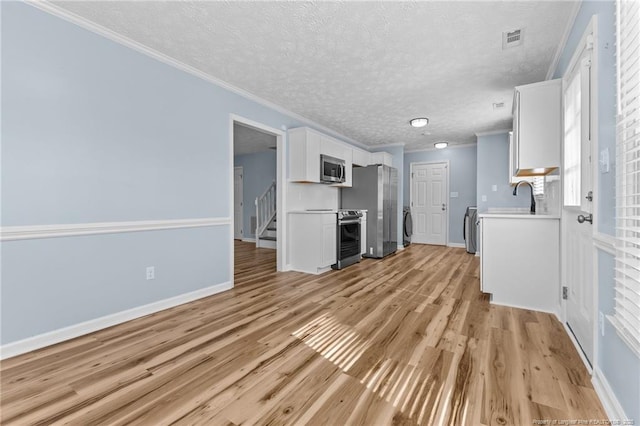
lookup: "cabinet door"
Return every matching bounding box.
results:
[352,148,371,167]
[322,222,337,266]
[289,129,320,182]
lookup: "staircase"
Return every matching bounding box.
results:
[255,180,276,249]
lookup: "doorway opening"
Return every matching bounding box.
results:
[410,161,449,246]
[231,116,286,281]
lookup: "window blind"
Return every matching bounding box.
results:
[613,0,640,357]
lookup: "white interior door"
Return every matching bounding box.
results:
[562,36,594,365]
[411,162,448,245]
[234,167,243,240]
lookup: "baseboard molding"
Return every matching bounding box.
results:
[396,245,405,251]
[1,217,230,241]
[592,367,629,421]
[241,237,256,243]
[489,300,560,318]
[447,242,466,249]
[0,281,232,360]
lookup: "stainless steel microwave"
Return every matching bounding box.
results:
[320,154,346,183]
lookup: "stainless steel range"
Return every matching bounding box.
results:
[332,210,363,270]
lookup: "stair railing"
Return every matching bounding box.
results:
[255,180,276,244]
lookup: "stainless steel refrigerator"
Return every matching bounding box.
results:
[341,165,398,258]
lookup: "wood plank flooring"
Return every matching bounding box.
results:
[0,241,606,425]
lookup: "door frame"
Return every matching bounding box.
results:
[229,114,286,279]
[559,16,599,372]
[409,160,450,246]
[233,166,243,240]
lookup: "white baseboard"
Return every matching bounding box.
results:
[447,242,466,249]
[592,367,629,421]
[0,281,232,360]
[397,245,405,251]
[241,237,256,243]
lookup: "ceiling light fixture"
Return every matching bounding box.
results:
[434,142,448,149]
[410,118,429,128]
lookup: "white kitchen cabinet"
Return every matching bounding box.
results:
[288,127,352,187]
[288,127,321,183]
[370,152,393,167]
[352,147,371,167]
[480,215,560,313]
[508,131,536,185]
[289,212,337,274]
[512,79,561,176]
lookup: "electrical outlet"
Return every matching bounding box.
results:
[369,247,373,255]
[481,195,487,202]
[599,311,605,336]
[492,184,498,192]
[146,266,155,280]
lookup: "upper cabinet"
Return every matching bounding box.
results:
[512,79,561,176]
[370,152,394,167]
[288,127,352,187]
[352,147,371,167]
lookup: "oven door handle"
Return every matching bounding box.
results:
[338,219,361,225]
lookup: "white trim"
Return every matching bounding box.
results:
[371,142,405,149]
[396,245,405,251]
[26,1,368,152]
[0,281,232,360]
[405,143,476,154]
[229,114,286,272]
[241,237,256,243]
[592,367,630,422]
[561,316,594,373]
[474,129,512,137]
[546,0,582,80]
[447,242,466,249]
[594,233,616,255]
[233,166,244,240]
[0,217,229,241]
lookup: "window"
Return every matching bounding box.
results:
[613,0,640,357]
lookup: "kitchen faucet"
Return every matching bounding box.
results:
[513,181,536,214]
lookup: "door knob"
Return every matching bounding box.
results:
[577,214,593,224]
[442,203,446,211]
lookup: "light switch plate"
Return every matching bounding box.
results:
[481,195,487,202]
[450,192,459,198]
[491,185,498,192]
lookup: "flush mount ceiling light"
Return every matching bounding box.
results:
[410,117,429,128]
[434,142,448,149]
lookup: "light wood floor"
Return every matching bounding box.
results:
[1,241,605,425]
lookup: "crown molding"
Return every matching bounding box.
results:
[405,142,476,154]
[370,142,406,149]
[474,129,512,137]
[25,1,369,151]
[546,0,582,80]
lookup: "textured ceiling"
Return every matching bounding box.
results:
[233,122,277,156]
[51,1,576,151]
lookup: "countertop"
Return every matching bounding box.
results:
[478,208,560,219]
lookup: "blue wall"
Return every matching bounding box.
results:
[404,145,477,245]
[234,150,277,238]
[554,0,639,420]
[0,3,359,345]
[476,133,530,211]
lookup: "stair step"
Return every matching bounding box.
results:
[260,236,277,241]
[267,227,276,231]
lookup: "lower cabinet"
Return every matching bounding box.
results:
[289,212,337,274]
[480,216,560,313]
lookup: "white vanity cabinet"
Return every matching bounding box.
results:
[480,214,560,313]
[512,79,561,175]
[370,152,393,167]
[289,212,337,274]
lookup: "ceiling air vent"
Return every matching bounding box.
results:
[502,29,523,49]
